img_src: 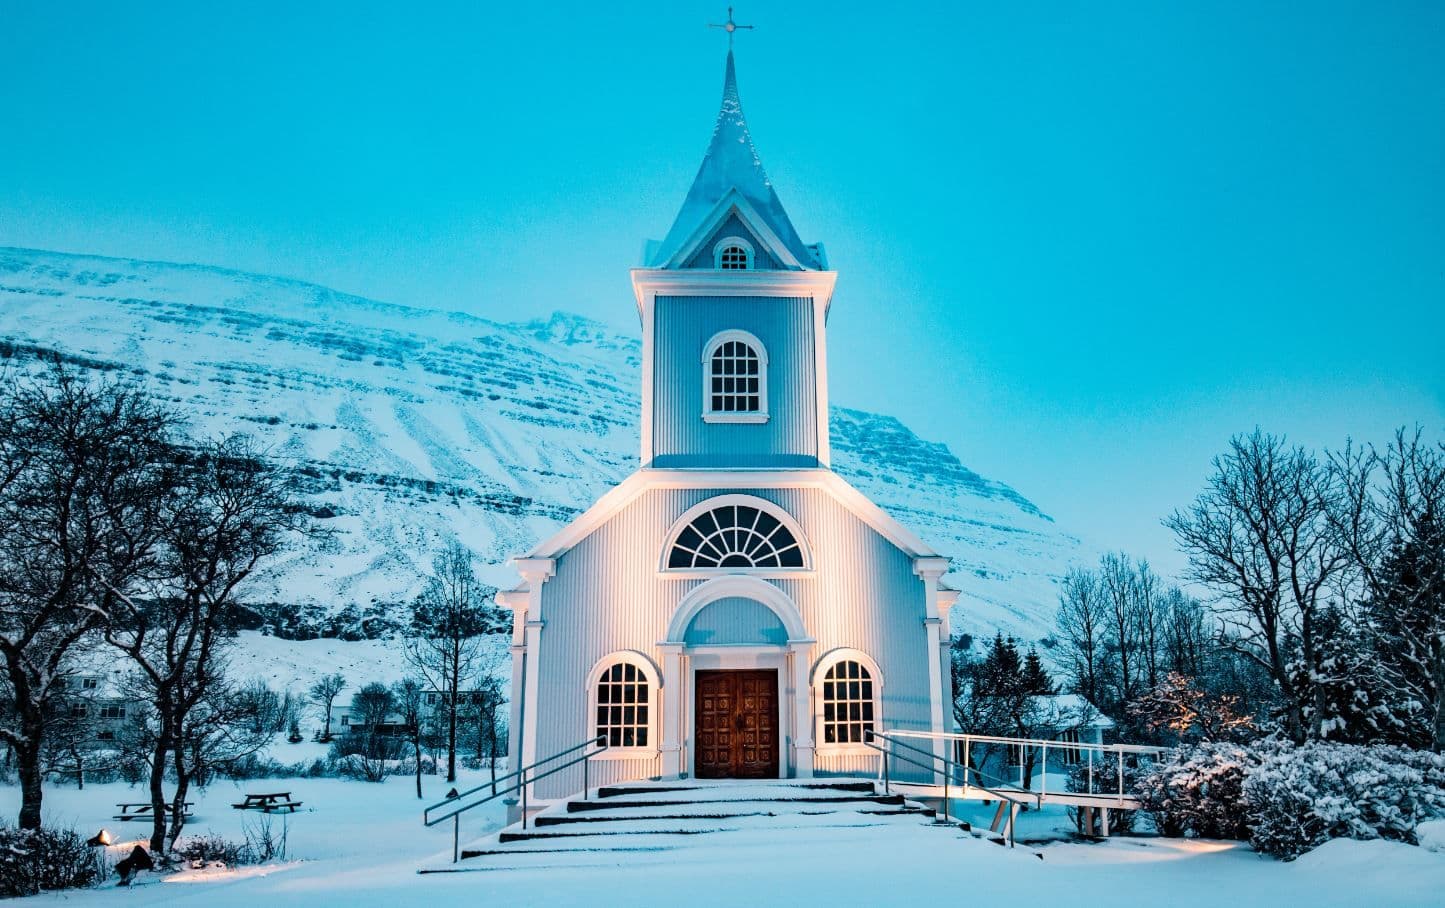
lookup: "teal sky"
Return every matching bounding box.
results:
[2,1,1441,577]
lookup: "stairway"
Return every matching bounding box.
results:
[434,778,945,869]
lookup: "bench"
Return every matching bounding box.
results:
[232,792,303,813]
[114,801,193,821]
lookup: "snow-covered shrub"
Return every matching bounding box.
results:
[174,833,250,868]
[0,824,102,897]
[1137,742,1263,839]
[1244,742,1445,860]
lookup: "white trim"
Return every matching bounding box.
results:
[585,650,663,761]
[664,191,806,272]
[524,469,940,563]
[659,493,812,574]
[712,235,755,270]
[701,329,769,424]
[811,647,885,757]
[664,575,811,644]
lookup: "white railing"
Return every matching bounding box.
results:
[879,730,1166,804]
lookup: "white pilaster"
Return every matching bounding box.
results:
[914,557,951,779]
[513,558,555,803]
[659,642,684,778]
[789,640,815,778]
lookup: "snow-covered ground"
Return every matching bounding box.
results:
[4,776,1442,906]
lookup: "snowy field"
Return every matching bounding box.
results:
[5,776,1443,906]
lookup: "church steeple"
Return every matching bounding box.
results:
[648,50,821,270]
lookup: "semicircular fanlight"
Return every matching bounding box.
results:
[667,504,804,570]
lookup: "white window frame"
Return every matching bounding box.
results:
[701,329,769,424]
[659,493,813,577]
[811,648,884,756]
[712,236,754,270]
[585,651,663,761]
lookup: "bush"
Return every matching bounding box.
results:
[0,824,103,897]
[1244,742,1445,860]
[174,833,249,868]
[1137,742,1263,839]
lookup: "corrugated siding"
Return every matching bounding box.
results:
[680,213,783,270]
[651,296,818,468]
[531,485,931,797]
[684,597,788,645]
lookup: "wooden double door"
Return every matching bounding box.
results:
[694,670,780,779]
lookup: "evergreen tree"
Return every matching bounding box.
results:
[1021,647,1055,695]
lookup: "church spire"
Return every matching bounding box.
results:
[650,46,820,270]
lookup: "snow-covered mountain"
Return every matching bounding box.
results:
[0,247,1080,644]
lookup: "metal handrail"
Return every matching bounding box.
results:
[863,729,1032,848]
[423,734,609,863]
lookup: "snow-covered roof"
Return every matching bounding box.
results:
[1031,694,1115,730]
[648,51,820,270]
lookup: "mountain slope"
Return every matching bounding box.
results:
[0,247,1079,643]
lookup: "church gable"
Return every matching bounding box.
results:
[680,211,781,270]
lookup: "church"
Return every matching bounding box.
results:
[497,43,959,810]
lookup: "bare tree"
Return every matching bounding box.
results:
[392,678,425,798]
[0,368,173,829]
[1099,552,1141,705]
[405,541,496,783]
[342,682,397,783]
[105,436,304,852]
[309,672,346,742]
[1056,567,1107,706]
[1165,430,1352,741]
[1332,428,1445,748]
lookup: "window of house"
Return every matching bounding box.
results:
[97,730,115,741]
[99,703,126,720]
[701,330,769,424]
[82,678,98,690]
[820,659,876,746]
[713,236,754,270]
[594,662,650,748]
[1057,728,1083,766]
[70,704,88,719]
[666,502,804,569]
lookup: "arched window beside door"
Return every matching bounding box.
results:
[586,652,662,756]
[813,649,883,753]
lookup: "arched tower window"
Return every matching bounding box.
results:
[813,649,883,753]
[587,653,662,754]
[663,495,811,573]
[713,236,754,270]
[702,329,768,424]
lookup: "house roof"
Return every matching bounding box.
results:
[1031,694,1116,730]
[648,50,820,270]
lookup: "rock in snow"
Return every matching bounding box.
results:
[0,246,1083,644]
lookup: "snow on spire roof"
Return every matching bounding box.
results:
[650,50,820,269]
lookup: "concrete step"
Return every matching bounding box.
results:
[593,780,876,799]
[536,804,934,826]
[565,792,907,813]
[499,814,924,844]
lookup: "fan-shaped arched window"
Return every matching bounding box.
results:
[702,329,768,423]
[665,497,807,571]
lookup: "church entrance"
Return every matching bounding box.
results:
[694,670,779,779]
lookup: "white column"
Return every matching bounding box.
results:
[513,558,555,806]
[938,590,961,734]
[659,642,684,778]
[495,590,530,779]
[790,640,815,778]
[914,557,951,780]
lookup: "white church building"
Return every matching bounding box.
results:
[497,47,960,805]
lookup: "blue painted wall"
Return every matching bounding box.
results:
[683,596,789,646]
[651,295,818,468]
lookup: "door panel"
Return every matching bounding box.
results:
[694,670,779,779]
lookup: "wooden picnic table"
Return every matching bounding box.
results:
[231,791,303,813]
[114,801,193,821]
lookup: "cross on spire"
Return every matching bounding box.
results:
[708,6,754,49]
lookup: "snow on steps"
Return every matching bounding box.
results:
[428,779,964,870]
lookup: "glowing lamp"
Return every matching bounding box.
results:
[87,829,112,847]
